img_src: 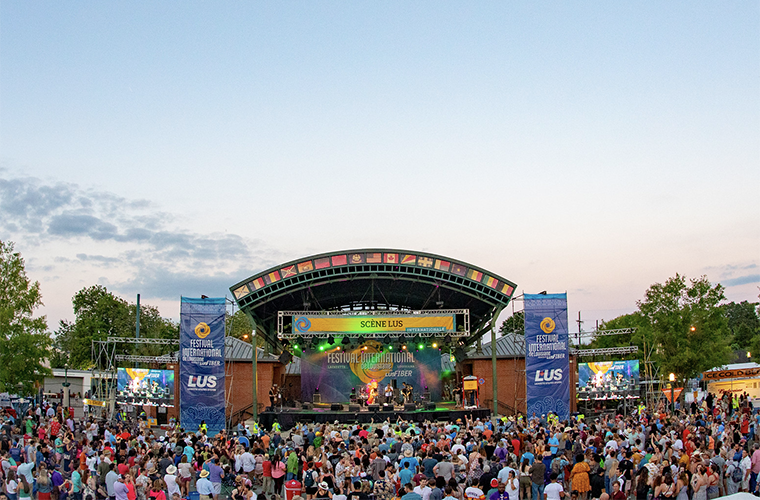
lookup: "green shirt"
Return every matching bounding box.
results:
[287,453,299,474]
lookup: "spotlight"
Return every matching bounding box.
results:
[402,345,407,350]
[418,343,424,350]
[432,343,438,349]
[399,334,407,344]
[342,336,351,345]
[328,335,335,345]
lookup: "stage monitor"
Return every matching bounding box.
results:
[577,360,640,401]
[117,368,175,405]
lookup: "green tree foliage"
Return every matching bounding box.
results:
[637,274,731,382]
[499,311,524,336]
[0,241,52,394]
[226,309,265,347]
[724,300,760,349]
[55,285,179,369]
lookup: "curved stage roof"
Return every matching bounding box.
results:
[230,249,517,351]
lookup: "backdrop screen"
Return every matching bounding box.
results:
[117,368,175,403]
[577,360,640,400]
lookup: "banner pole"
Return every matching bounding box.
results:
[492,307,503,418]
[248,314,258,422]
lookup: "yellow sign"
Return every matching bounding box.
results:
[147,418,157,426]
[83,399,106,407]
[195,322,211,338]
[463,380,479,391]
[540,317,556,334]
[294,314,455,334]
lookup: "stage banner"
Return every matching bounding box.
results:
[180,297,226,435]
[524,293,570,420]
[300,340,442,403]
[293,314,456,334]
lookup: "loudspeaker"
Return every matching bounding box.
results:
[278,351,293,364]
[331,403,343,411]
[425,403,436,410]
[368,404,380,412]
[348,404,361,412]
[313,393,321,403]
[382,405,394,412]
[303,402,313,410]
[391,379,397,389]
[404,403,416,412]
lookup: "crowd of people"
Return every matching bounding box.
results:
[0,392,759,500]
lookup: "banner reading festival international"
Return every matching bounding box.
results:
[180,297,225,435]
[300,340,442,403]
[524,293,570,420]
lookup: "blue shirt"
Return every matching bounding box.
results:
[209,464,224,483]
[196,478,214,495]
[399,468,414,485]
[548,437,559,455]
[522,452,534,465]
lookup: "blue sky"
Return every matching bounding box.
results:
[1,2,758,330]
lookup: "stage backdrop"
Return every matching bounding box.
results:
[180,297,226,435]
[524,293,570,420]
[300,340,442,403]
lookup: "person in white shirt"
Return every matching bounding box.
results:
[543,473,564,500]
[414,477,432,500]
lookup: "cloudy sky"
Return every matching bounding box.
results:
[1,2,758,332]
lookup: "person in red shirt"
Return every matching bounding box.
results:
[262,456,273,497]
[50,418,61,438]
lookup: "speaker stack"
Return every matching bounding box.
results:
[368,404,380,412]
[348,404,361,412]
[404,403,416,412]
[331,403,343,411]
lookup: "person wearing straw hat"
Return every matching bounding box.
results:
[197,470,214,500]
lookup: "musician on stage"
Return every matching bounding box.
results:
[269,385,277,407]
[384,383,394,404]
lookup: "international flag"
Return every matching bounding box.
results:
[281,265,297,278]
[434,260,451,272]
[332,255,348,266]
[418,257,434,268]
[349,253,365,264]
[484,276,499,288]
[314,257,331,269]
[233,285,249,299]
[366,253,382,263]
[400,254,417,265]
[502,284,515,296]
[384,253,398,264]
[451,264,467,276]
[467,269,483,282]
[264,271,281,285]
[297,261,314,273]
[250,277,265,290]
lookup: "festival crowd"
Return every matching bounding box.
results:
[0,390,758,500]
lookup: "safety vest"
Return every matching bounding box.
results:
[272,422,281,433]
[199,423,208,432]
[251,422,261,435]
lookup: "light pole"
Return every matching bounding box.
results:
[63,363,71,410]
[669,373,675,414]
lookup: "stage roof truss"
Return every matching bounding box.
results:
[230,249,516,351]
[571,346,639,357]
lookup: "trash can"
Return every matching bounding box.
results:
[284,480,302,500]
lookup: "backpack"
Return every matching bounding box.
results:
[731,464,743,483]
[304,469,316,488]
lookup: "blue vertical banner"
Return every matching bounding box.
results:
[524,293,570,421]
[180,297,226,435]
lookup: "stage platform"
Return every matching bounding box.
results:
[258,402,491,430]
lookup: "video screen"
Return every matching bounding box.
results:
[577,360,640,401]
[117,368,175,405]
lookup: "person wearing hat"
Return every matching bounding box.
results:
[164,465,180,499]
[196,470,214,500]
[315,482,332,500]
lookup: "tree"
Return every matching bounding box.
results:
[637,274,731,382]
[589,312,650,351]
[59,285,132,368]
[724,300,760,349]
[499,311,524,336]
[0,241,52,394]
[226,309,265,347]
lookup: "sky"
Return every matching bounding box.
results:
[1,2,758,334]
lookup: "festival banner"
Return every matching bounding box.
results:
[180,297,226,435]
[300,340,442,403]
[293,314,455,334]
[524,293,570,420]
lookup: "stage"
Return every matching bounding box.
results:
[258,402,491,430]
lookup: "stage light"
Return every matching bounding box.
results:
[294,344,299,350]
[342,336,351,345]
[399,334,407,344]
[388,345,393,350]
[328,335,335,345]
[319,345,325,351]
[432,343,438,348]
[402,345,407,350]
[418,343,424,350]
[336,346,341,351]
